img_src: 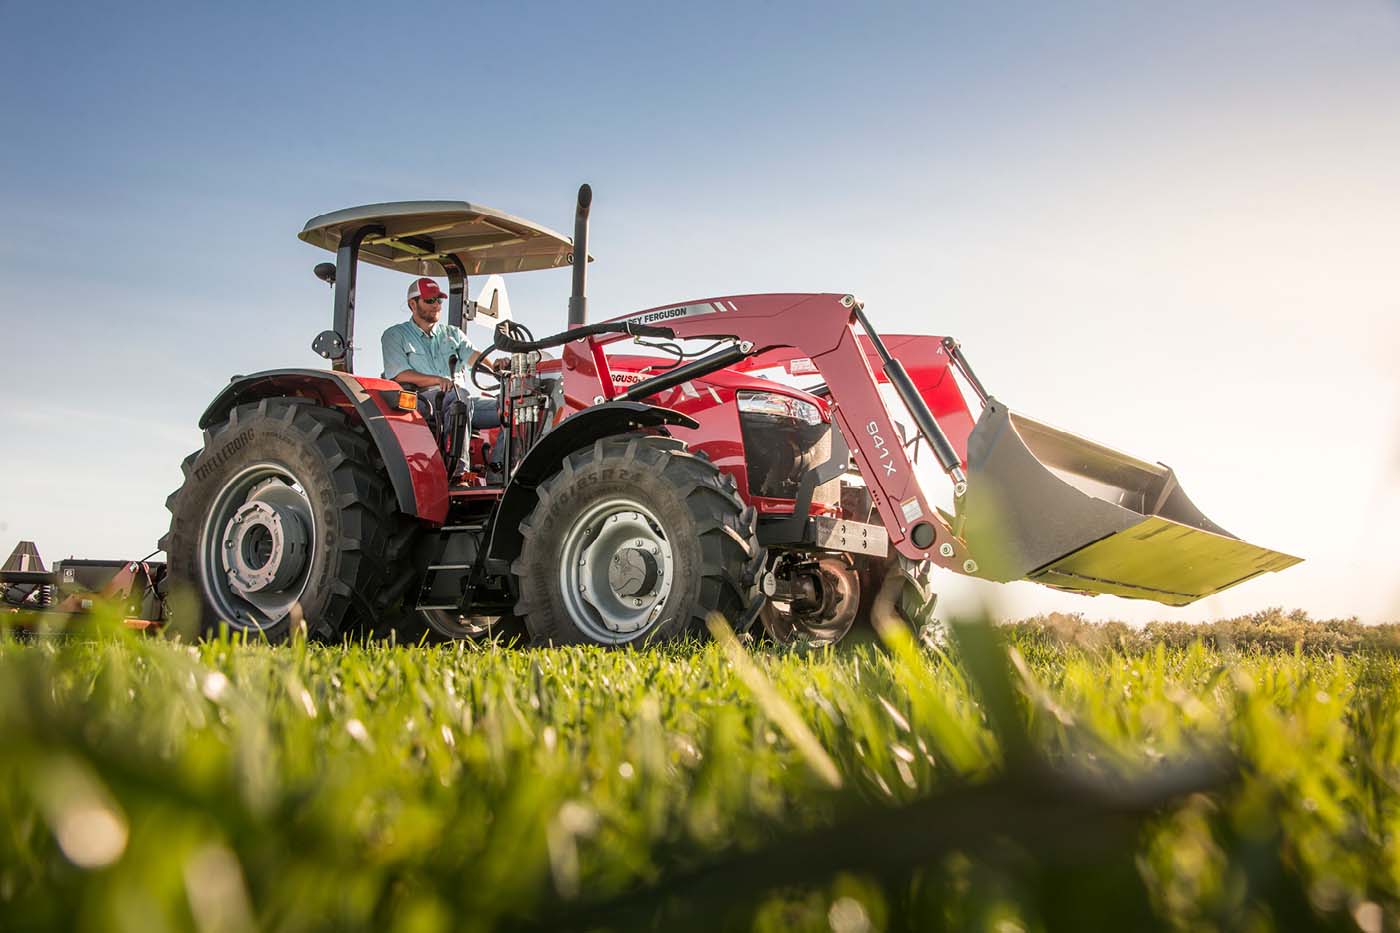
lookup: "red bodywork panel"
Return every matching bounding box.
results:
[730,335,977,469]
[559,294,977,569]
[351,375,452,523]
[591,353,839,516]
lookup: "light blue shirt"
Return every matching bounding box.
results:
[381,319,475,382]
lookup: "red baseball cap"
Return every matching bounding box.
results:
[407,277,444,301]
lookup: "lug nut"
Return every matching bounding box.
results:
[939,542,955,558]
[963,559,979,574]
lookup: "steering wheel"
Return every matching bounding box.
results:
[471,350,503,392]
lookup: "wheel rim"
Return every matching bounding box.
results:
[420,610,493,639]
[762,556,860,645]
[198,462,316,631]
[558,498,674,645]
[419,610,520,641]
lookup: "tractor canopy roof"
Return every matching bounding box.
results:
[298,200,585,277]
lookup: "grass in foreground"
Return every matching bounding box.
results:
[1,611,1398,932]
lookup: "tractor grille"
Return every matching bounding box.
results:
[738,412,840,507]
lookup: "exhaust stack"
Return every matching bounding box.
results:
[567,183,592,328]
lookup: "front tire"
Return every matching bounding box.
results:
[162,398,397,642]
[512,435,758,646]
[862,555,939,638]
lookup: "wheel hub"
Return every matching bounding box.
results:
[561,502,674,641]
[221,499,307,595]
[199,466,316,631]
[609,547,660,598]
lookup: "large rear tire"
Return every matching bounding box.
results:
[512,435,758,646]
[161,398,397,642]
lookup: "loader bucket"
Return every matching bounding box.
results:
[959,399,1300,606]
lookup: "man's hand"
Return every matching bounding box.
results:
[433,376,454,392]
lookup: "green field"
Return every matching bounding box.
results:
[2,611,1398,932]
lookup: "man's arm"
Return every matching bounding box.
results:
[390,369,454,391]
[381,327,417,382]
[383,326,454,390]
[454,330,483,372]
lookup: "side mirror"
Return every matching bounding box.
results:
[313,262,337,286]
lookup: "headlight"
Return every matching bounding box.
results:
[736,390,823,425]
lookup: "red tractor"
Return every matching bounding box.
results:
[154,186,1298,646]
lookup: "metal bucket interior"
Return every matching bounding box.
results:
[959,399,1300,606]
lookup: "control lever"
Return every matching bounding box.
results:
[443,354,467,477]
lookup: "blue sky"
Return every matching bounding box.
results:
[2,1,1397,621]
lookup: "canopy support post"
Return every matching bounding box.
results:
[442,255,468,330]
[330,223,383,374]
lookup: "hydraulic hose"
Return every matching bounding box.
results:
[616,343,752,401]
[489,319,676,354]
[851,304,967,486]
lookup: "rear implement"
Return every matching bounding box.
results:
[2,541,162,631]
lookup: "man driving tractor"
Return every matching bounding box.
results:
[381,276,501,430]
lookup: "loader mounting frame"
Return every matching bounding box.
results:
[559,292,975,574]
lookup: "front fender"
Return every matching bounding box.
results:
[200,369,449,523]
[485,401,698,565]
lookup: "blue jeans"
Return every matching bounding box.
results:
[465,395,501,430]
[417,388,503,471]
[416,388,500,430]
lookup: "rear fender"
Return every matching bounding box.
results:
[485,402,698,565]
[199,369,449,523]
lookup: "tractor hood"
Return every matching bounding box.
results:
[299,200,586,277]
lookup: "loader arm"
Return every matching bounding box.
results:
[560,291,1300,606]
[562,292,972,571]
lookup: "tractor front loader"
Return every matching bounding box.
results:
[140,184,1300,646]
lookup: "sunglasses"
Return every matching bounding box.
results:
[416,296,443,305]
